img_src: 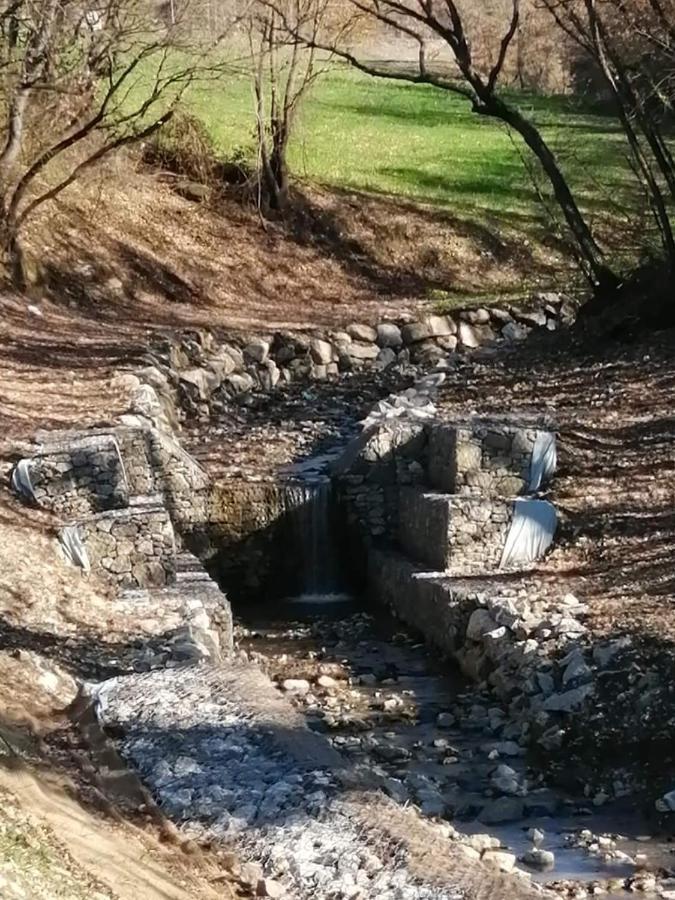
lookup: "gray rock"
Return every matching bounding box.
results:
[592,637,632,668]
[458,321,480,349]
[376,323,403,348]
[479,796,524,824]
[461,308,490,325]
[244,338,270,364]
[562,650,592,685]
[516,308,547,328]
[436,712,456,728]
[426,315,457,336]
[482,849,517,873]
[347,323,377,343]
[281,678,310,694]
[224,372,254,395]
[521,848,555,870]
[375,347,397,370]
[348,342,380,361]
[542,684,593,712]
[502,321,530,342]
[466,608,497,641]
[488,307,513,324]
[309,338,334,366]
[401,321,434,344]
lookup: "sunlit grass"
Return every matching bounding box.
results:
[182,64,637,234]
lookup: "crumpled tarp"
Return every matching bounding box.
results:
[500,498,557,569]
[11,459,36,501]
[528,431,557,492]
[58,526,91,572]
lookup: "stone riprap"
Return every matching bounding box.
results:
[367,548,593,731]
[75,502,176,589]
[399,489,515,574]
[428,421,555,498]
[94,663,541,900]
[149,293,576,421]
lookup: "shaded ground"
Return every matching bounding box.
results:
[434,328,675,641]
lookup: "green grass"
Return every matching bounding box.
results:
[182,65,640,236]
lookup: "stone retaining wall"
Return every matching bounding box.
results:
[399,489,514,573]
[428,421,553,497]
[76,503,176,589]
[26,434,129,516]
[152,293,576,421]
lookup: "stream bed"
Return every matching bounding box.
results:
[236,597,675,899]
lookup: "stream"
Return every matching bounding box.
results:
[231,477,675,900]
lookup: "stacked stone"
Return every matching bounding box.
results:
[28,434,128,516]
[332,419,428,542]
[153,293,576,419]
[428,420,550,498]
[78,504,176,589]
[399,490,515,573]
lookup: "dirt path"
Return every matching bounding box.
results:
[0,760,232,900]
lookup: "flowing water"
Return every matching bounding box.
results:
[230,475,674,899]
[282,479,351,604]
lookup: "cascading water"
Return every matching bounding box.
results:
[282,478,349,603]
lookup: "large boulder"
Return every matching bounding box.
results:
[376,323,403,348]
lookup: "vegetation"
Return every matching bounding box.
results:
[183,67,636,222]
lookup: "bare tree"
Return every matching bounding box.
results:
[264,0,617,289]
[0,0,225,286]
[246,0,339,211]
[543,0,675,269]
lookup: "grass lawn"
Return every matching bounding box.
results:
[182,65,641,243]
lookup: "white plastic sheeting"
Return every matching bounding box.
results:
[499,499,557,569]
[528,431,557,492]
[361,372,445,429]
[11,459,36,501]
[58,525,91,572]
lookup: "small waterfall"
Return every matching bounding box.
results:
[282,479,348,603]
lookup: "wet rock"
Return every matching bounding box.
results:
[479,796,524,824]
[436,712,456,728]
[521,848,555,870]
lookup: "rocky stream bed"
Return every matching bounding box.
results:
[230,600,675,900]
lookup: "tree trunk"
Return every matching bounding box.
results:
[0,211,26,289]
[480,96,616,289]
